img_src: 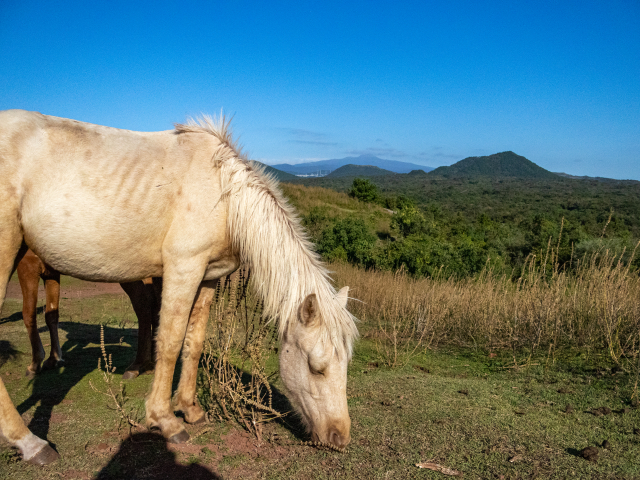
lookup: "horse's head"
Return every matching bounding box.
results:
[279,286,352,449]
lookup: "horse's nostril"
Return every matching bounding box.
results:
[329,429,344,448]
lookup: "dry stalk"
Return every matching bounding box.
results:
[89,324,145,432]
[200,268,283,441]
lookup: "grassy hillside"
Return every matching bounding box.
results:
[279,183,392,241]
[280,174,640,278]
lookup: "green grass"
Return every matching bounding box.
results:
[1,290,639,479]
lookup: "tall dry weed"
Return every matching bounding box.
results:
[331,243,640,372]
[200,268,282,441]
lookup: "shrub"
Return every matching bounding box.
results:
[317,218,377,266]
[391,205,428,237]
[348,178,379,203]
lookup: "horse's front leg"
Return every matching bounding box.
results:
[0,213,57,463]
[173,280,216,424]
[145,261,206,443]
[0,377,58,464]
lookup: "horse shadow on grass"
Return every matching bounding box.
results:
[14,321,145,441]
[96,366,304,479]
[0,305,49,326]
[96,432,221,480]
[0,340,22,369]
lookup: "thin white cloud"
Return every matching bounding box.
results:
[277,127,340,146]
[346,147,409,158]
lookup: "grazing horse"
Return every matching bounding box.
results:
[16,249,160,379]
[0,110,357,465]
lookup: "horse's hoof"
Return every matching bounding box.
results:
[26,444,60,466]
[167,430,190,444]
[42,359,60,370]
[140,363,155,375]
[122,370,139,380]
[24,369,38,379]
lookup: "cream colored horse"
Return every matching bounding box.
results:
[0,110,358,465]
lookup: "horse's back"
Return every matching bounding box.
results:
[0,110,46,173]
[0,111,222,282]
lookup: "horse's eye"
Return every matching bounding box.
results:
[308,358,326,376]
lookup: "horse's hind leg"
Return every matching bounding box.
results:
[16,254,45,378]
[42,270,62,370]
[121,278,160,379]
[173,281,216,424]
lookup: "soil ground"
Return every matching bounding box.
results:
[1,275,639,479]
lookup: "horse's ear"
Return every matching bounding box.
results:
[336,286,349,308]
[299,294,319,327]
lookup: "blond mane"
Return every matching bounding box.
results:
[175,116,358,358]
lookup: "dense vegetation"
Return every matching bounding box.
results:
[325,164,394,177]
[282,171,640,278]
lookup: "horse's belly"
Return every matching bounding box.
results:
[21,185,170,282]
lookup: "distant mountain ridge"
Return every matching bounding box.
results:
[554,172,639,184]
[430,151,558,179]
[326,164,395,177]
[273,154,434,175]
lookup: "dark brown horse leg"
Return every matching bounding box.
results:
[16,255,45,378]
[121,278,160,380]
[151,277,162,355]
[41,271,63,370]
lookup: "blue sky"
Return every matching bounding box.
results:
[1,1,638,179]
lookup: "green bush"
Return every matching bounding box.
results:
[348,178,379,203]
[317,218,377,266]
[391,205,428,237]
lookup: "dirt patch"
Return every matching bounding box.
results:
[5,281,125,300]
[62,469,91,480]
[212,427,291,463]
[50,413,68,424]
[221,429,261,457]
[86,441,116,456]
[167,442,203,456]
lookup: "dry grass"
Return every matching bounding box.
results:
[280,183,365,213]
[280,182,393,238]
[331,244,640,378]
